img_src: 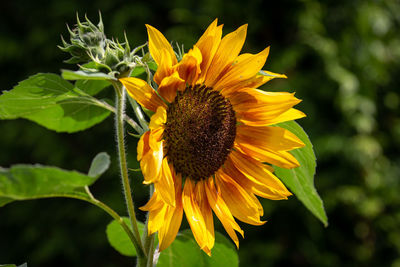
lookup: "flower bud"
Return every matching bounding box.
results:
[59,13,150,79]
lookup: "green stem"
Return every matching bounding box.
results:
[112,80,147,264]
[146,234,156,267]
[127,95,149,131]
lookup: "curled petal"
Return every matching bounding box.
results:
[149,106,167,130]
[176,46,203,85]
[140,138,163,184]
[120,77,166,112]
[137,131,150,161]
[154,48,175,85]
[158,71,186,103]
[140,190,164,211]
[147,203,168,235]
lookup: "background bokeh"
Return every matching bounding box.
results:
[1,0,400,266]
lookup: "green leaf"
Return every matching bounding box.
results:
[157,230,238,267]
[88,152,110,178]
[130,66,146,77]
[61,69,115,81]
[148,61,158,71]
[0,73,111,133]
[0,197,13,207]
[274,121,328,226]
[0,164,100,207]
[75,79,110,96]
[130,61,158,77]
[106,217,145,257]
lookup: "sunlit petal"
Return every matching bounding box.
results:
[146,24,177,66]
[120,77,166,112]
[204,24,248,86]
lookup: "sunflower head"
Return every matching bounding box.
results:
[163,84,236,180]
[120,19,306,255]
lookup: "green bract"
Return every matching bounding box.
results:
[59,14,153,79]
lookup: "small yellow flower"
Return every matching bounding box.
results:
[120,19,306,255]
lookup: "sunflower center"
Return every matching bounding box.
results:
[163,84,236,181]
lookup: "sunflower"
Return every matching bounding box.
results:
[120,19,306,255]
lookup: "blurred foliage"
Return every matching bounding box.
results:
[1,0,400,266]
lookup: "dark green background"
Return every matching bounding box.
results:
[1,0,400,266]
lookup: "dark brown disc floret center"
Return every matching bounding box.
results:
[163,84,236,181]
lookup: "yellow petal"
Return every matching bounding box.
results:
[204,24,248,87]
[196,181,215,254]
[182,179,214,254]
[146,24,177,66]
[137,131,150,161]
[140,190,164,211]
[140,138,163,184]
[221,72,286,98]
[249,191,264,217]
[154,158,176,206]
[230,89,304,126]
[235,141,300,169]
[231,89,301,111]
[195,20,223,83]
[223,158,288,200]
[176,45,203,85]
[158,71,186,103]
[236,125,305,152]
[158,175,183,251]
[215,171,265,225]
[120,77,166,112]
[154,48,175,85]
[147,204,168,235]
[226,151,292,199]
[195,19,219,49]
[149,106,167,130]
[205,178,243,248]
[260,108,306,125]
[215,47,270,91]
